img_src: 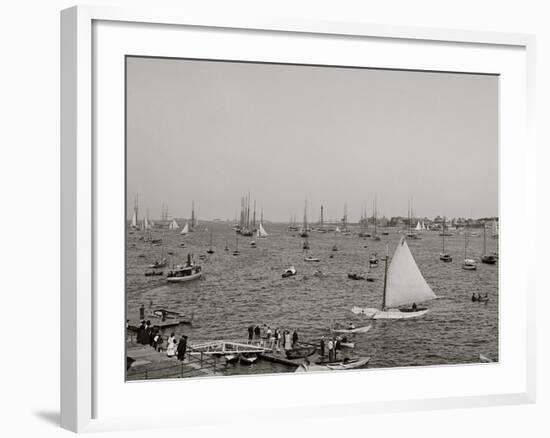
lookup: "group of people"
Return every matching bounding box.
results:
[319,335,348,362]
[247,325,300,350]
[134,320,189,361]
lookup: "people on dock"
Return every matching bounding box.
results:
[137,321,149,345]
[247,325,254,341]
[166,333,177,357]
[284,330,292,351]
[254,325,261,339]
[153,331,164,352]
[320,336,326,356]
[177,335,188,361]
[266,326,272,340]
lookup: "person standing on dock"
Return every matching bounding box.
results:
[292,330,299,348]
[248,325,254,341]
[137,321,148,345]
[284,331,291,351]
[139,304,145,320]
[254,325,261,339]
[320,336,326,357]
[327,339,334,361]
[266,327,272,340]
[177,335,188,361]
[166,333,176,357]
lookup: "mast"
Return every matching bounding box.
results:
[303,199,308,231]
[373,197,378,236]
[483,220,487,255]
[442,218,446,253]
[320,205,324,229]
[191,201,196,230]
[382,245,389,310]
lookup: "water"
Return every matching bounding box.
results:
[126,224,498,377]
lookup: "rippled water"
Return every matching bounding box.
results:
[126,223,498,377]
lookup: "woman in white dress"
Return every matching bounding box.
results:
[166,332,177,357]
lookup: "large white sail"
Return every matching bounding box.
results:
[169,219,179,230]
[258,223,268,237]
[385,239,437,308]
[180,222,189,235]
[415,221,422,231]
[144,217,152,230]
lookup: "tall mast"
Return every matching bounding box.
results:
[320,205,324,228]
[483,220,487,255]
[373,197,378,235]
[442,218,446,253]
[191,201,195,229]
[382,245,389,310]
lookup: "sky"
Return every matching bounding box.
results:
[126,56,498,222]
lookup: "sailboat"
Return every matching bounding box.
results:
[207,231,215,254]
[169,218,179,230]
[439,219,452,262]
[462,224,477,270]
[300,199,309,238]
[406,199,421,239]
[341,203,351,235]
[224,240,229,251]
[415,221,422,232]
[180,222,189,235]
[257,223,268,238]
[481,222,497,264]
[232,235,240,256]
[352,238,437,319]
[302,237,310,251]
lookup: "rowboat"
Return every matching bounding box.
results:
[325,357,370,370]
[225,354,239,364]
[330,324,372,334]
[240,353,258,365]
[285,346,316,359]
[282,266,297,278]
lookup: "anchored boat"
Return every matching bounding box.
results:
[166,255,202,283]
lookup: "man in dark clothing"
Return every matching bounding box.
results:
[139,304,145,320]
[292,330,299,348]
[254,325,261,339]
[177,336,188,361]
[248,325,254,341]
[320,337,325,356]
[137,322,149,345]
[145,321,154,346]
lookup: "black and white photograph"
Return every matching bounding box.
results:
[125,56,499,380]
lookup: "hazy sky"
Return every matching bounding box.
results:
[126,56,498,222]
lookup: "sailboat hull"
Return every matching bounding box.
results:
[351,306,429,320]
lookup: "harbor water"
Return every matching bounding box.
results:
[126,223,498,378]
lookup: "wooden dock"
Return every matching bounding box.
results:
[127,343,220,381]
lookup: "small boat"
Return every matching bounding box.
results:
[381,232,389,236]
[225,353,239,364]
[347,273,365,281]
[198,254,207,260]
[325,357,370,370]
[282,266,297,278]
[481,223,497,264]
[463,258,477,270]
[302,238,310,251]
[331,324,372,334]
[166,255,202,283]
[206,231,215,254]
[304,256,320,262]
[144,271,163,277]
[179,243,186,248]
[439,219,452,262]
[240,353,257,365]
[148,258,168,269]
[138,254,146,258]
[332,244,338,252]
[232,236,240,256]
[366,276,375,282]
[249,241,257,248]
[463,224,477,270]
[285,346,316,359]
[369,253,379,267]
[471,293,489,302]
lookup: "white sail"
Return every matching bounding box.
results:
[258,223,268,237]
[421,221,426,230]
[335,226,341,233]
[131,209,138,228]
[385,239,437,308]
[180,222,189,235]
[415,221,422,231]
[144,217,152,230]
[169,219,179,230]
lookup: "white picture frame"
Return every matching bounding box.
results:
[61,5,536,433]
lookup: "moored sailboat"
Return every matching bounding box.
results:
[352,238,437,319]
[481,221,497,264]
[439,218,452,262]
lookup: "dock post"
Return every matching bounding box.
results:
[200,352,203,368]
